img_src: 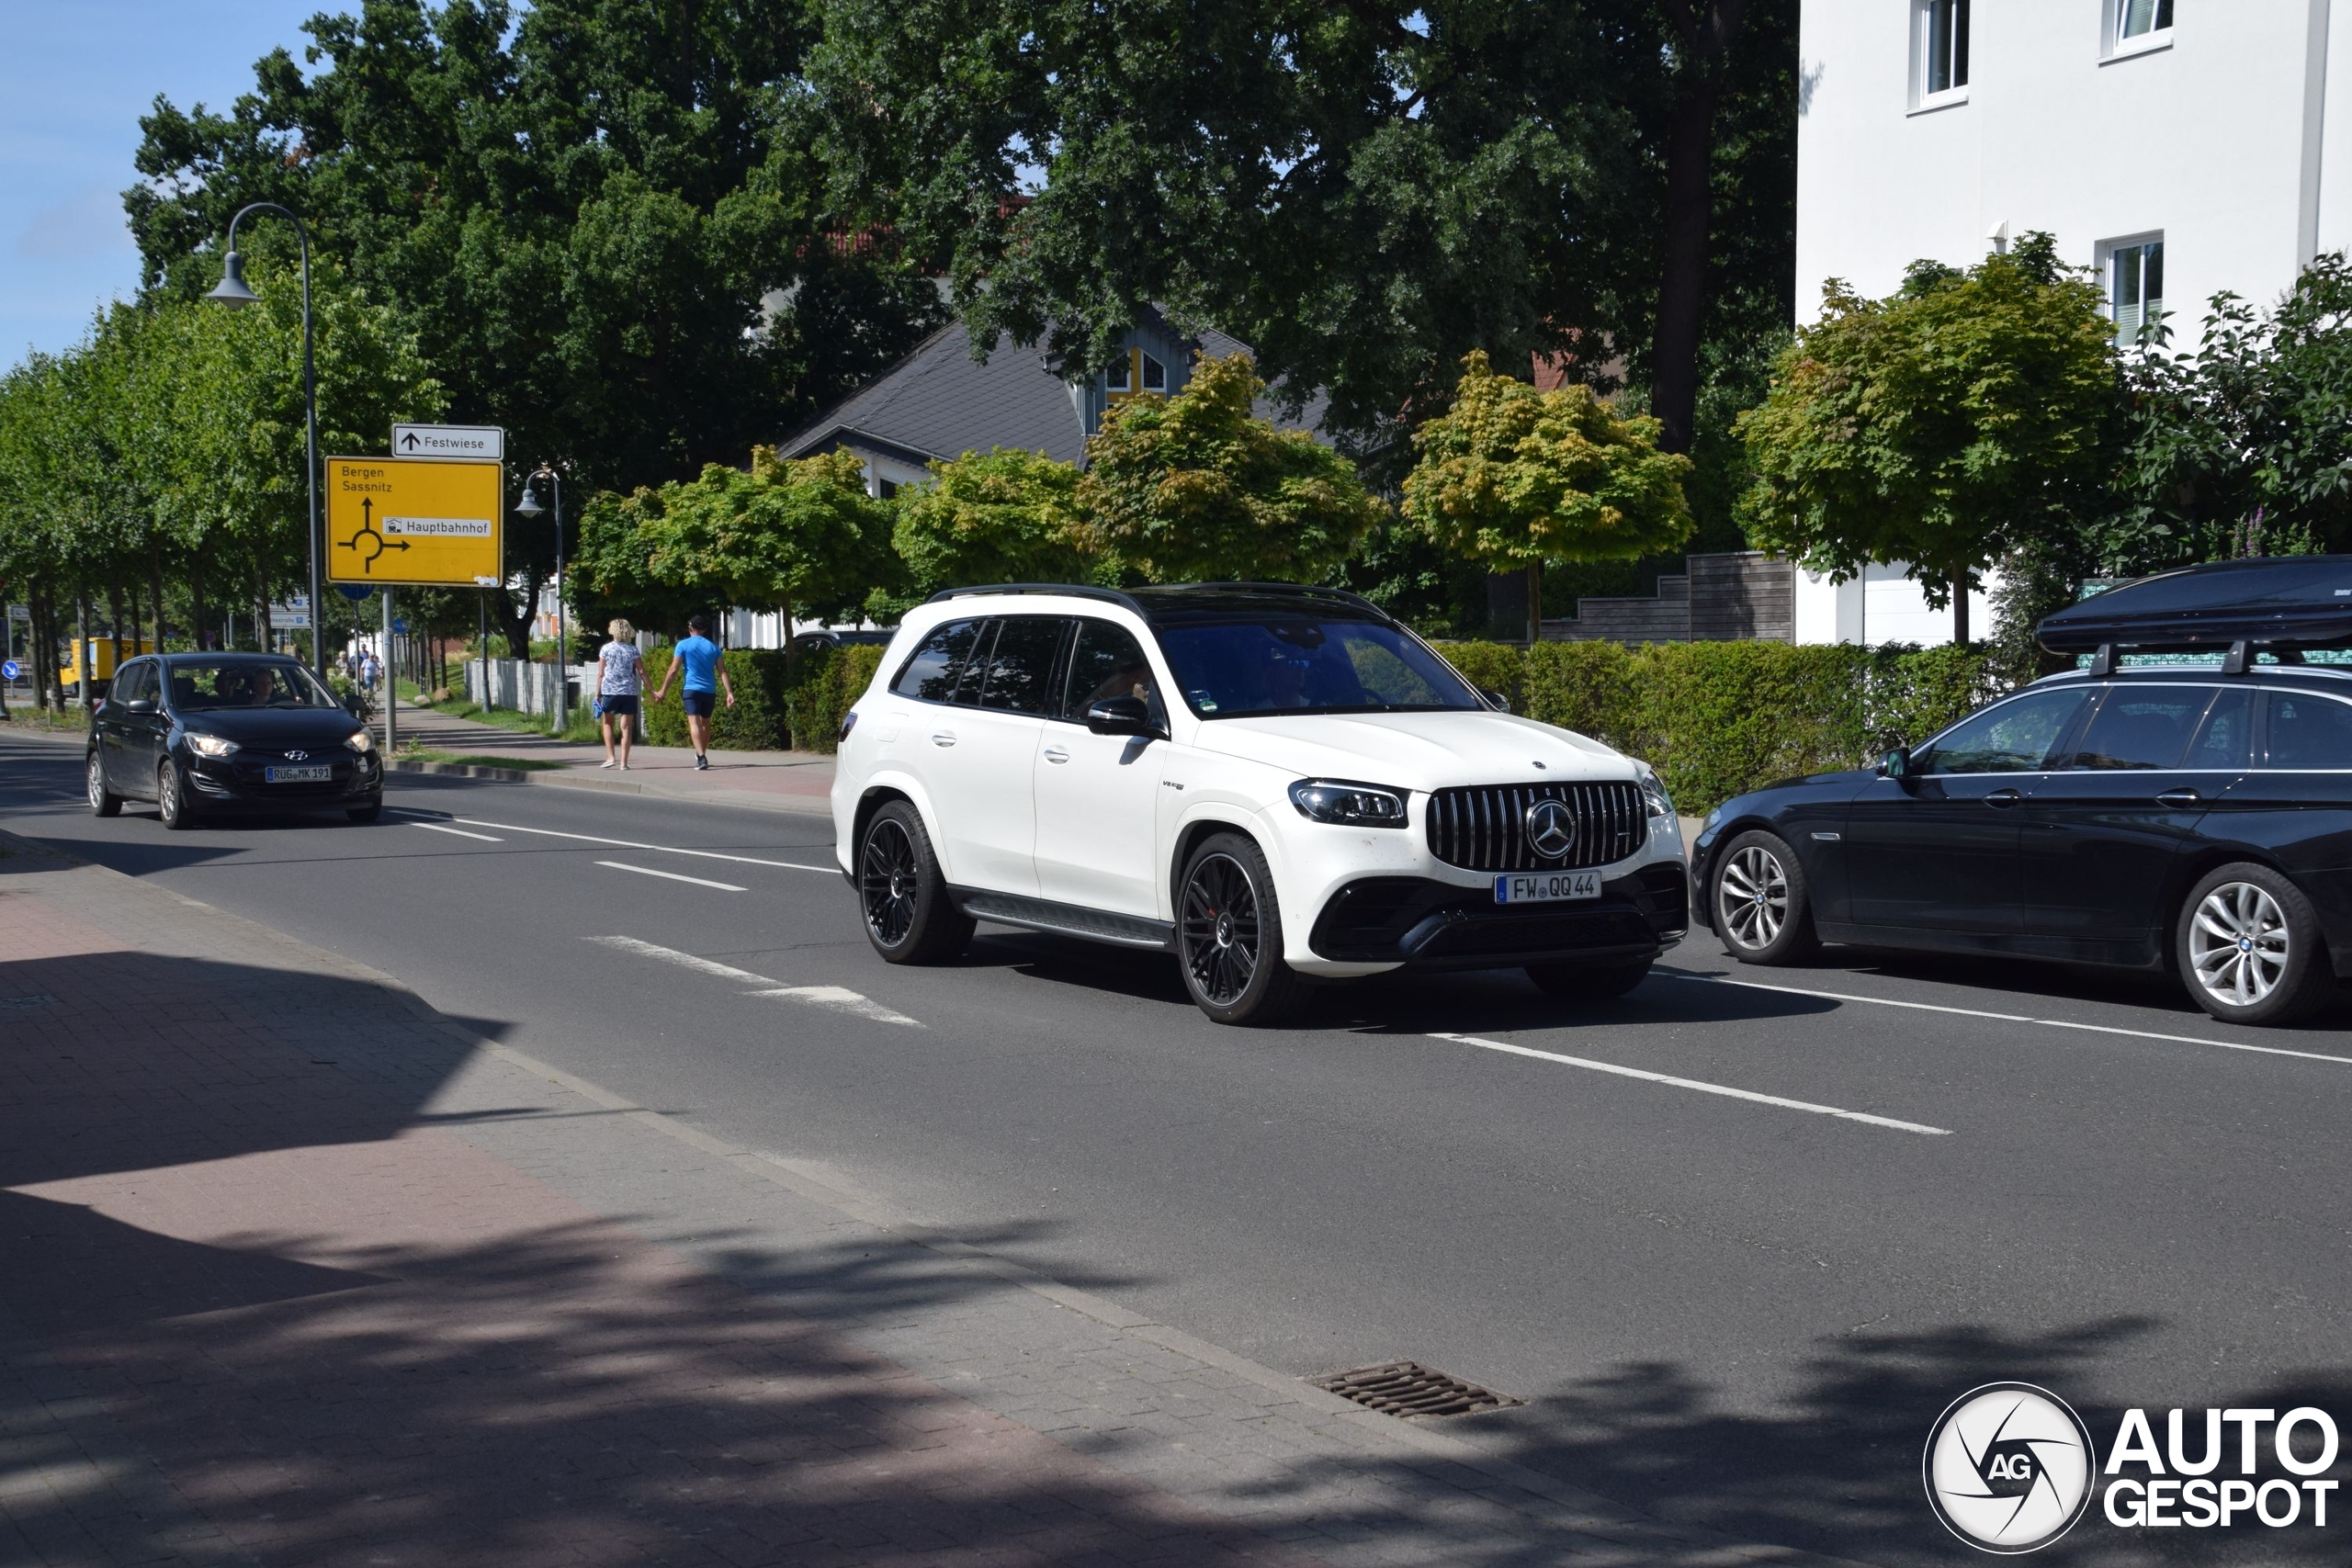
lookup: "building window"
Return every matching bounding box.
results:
[1920,0,1970,101]
[877,479,899,500]
[2119,0,2173,41]
[2109,238,2165,345]
[1140,352,1166,392]
[1106,355,1131,392]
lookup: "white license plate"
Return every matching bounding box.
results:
[265,764,332,784]
[1495,870,1602,905]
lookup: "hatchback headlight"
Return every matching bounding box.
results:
[186,733,240,758]
[1289,779,1409,828]
[1637,766,1673,820]
[345,730,375,754]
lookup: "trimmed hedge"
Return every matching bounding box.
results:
[642,648,791,750]
[1432,639,2002,813]
[782,643,889,754]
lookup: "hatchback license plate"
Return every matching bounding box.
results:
[265,764,332,784]
[1495,870,1602,905]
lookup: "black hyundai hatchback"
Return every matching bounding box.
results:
[85,653,383,829]
[1690,558,2352,1026]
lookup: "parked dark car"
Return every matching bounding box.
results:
[1690,558,2352,1027]
[85,653,383,830]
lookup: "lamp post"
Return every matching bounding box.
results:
[514,467,564,732]
[204,203,324,681]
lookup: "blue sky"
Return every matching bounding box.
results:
[1,1,324,368]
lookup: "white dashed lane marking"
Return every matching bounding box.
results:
[590,935,921,1028]
[411,822,503,842]
[595,860,746,892]
[1428,1032,1952,1136]
[452,817,835,874]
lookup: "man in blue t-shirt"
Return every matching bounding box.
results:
[650,614,736,770]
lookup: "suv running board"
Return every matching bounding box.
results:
[953,889,1176,952]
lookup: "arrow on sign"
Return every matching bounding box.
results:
[401,432,422,451]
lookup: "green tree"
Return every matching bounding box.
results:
[1737,235,2123,644]
[884,447,1097,615]
[1075,354,1385,583]
[1401,351,1694,639]
[131,0,944,651]
[807,0,1795,457]
[2115,253,2352,563]
[575,447,896,636]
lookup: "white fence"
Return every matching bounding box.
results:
[466,659,581,716]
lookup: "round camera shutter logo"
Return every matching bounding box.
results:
[1924,1383,2097,1553]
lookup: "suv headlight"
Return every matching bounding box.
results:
[345,730,375,754]
[1288,779,1409,828]
[1637,766,1673,820]
[186,733,240,758]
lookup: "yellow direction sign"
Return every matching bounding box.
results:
[326,457,503,586]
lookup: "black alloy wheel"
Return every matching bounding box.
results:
[86,752,120,818]
[857,800,972,964]
[156,759,198,831]
[1711,829,1819,964]
[1177,833,1304,1026]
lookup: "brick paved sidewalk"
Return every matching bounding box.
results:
[0,826,1828,1568]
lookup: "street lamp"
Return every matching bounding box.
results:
[205,204,324,680]
[514,466,564,731]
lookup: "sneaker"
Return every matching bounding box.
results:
[694,754,709,771]
[598,759,616,769]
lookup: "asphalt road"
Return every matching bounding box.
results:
[6,737,2350,1563]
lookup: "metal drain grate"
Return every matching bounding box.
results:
[1312,1360,1518,1419]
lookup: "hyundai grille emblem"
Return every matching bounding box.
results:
[1524,798,1577,860]
[283,750,308,761]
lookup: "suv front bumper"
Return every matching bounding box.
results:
[1306,863,1689,971]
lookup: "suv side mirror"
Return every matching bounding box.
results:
[1085,696,1158,738]
[1879,746,1911,779]
[344,693,364,717]
[1479,687,1511,713]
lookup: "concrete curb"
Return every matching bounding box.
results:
[366,755,837,818]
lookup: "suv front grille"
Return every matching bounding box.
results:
[1425,781,1646,872]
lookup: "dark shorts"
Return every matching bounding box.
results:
[683,690,717,717]
[599,693,639,716]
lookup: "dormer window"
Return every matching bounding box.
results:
[1141,353,1166,391]
[1106,355,1131,392]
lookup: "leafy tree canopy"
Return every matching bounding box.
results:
[2115,252,2352,563]
[884,446,1099,615]
[1737,234,2122,640]
[1075,354,1385,583]
[807,0,1795,456]
[576,447,896,631]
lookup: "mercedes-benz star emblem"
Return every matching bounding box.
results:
[1523,798,1577,861]
[283,750,308,761]
[1923,1382,2096,1553]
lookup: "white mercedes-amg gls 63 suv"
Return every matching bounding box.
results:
[831,583,1689,1023]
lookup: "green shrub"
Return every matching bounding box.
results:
[783,643,891,754]
[1423,637,2002,813]
[641,648,790,750]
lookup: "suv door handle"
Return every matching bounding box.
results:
[1042,746,1069,763]
[1984,788,2022,808]
[2155,787,2201,807]
[930,730,956,748]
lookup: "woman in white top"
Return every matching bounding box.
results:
[596,619,645,769]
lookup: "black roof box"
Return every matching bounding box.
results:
[2036,557,2352,654]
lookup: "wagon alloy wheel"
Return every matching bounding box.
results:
[1182,853,1261,1008]
[1717,844,1788,950]
[860,817,921,949]
[2188,881,2291,1008]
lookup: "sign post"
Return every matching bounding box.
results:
[382,589,397,755]
[326,457,503,589]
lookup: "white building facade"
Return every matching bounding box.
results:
[1790,0,2343,644]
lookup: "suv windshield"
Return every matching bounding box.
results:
[1156,617,1480,718]
[169,660,342,711]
